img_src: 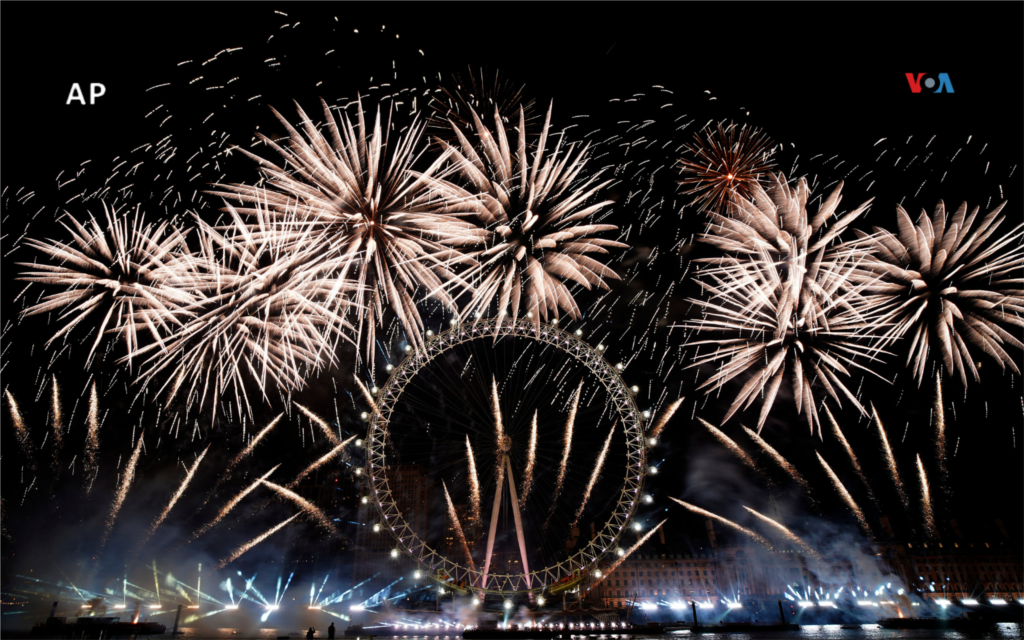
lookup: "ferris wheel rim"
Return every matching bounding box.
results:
[364,317,647,597]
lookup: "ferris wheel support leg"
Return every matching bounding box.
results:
[480,456,506,589]
[503,455,532,590]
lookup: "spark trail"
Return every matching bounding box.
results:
[649,397,684,441]
[4,390,33,467]
[216,514,298,569]
[84,382,101,493]
[815,452,870,535]
[227,414,282,470]
[354,377,380,417]
[670,498,773,550]
[100,429,146,550]
[916,455,935,538]
[193,465,280,539]
[598,519,667,585]
[295,404,341,446]
[465,436,481,524]
[287,435,356,488]
[572,423,616,528]
[546,380,582,529]
[741,506,821,561]
[872,404,907,507]
[137,445,210,556]
[519,411,538,508]
[491,376,504,443]
[50,376,63,472]
[741,426,810,494]
[699,419,757,473]
[261,480,339,536]
[823,405,876,507]
[442,481,476,571]
[933,374,947,494]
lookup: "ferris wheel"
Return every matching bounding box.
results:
[363,317,648,597]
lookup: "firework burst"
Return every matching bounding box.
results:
[212,99,478,366]
[295,404,342,447]
[853,200,1024,387]
[17,204,196,368]
[677,122,776,212]
[428,104,626,324]
[682,175,885,434]
[227,414,283,471]
[427,68,539,147]
[136,208,358,413]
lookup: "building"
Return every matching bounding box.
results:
[352,464,434,592]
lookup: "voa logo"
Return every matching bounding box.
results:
[906,73,954,93]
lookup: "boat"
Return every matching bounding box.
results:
[31,616,167,638]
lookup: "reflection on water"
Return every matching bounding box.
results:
[158,624,1024,639]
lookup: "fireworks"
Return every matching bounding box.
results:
[354,377,381,417]
[4,390,32,468]
[216,514,299,570]
[815,452,870,536]
[226,414,283,471]
[741,506,821,561]
[17,204,196,368]
[465,436,481,525]
[193,465,280,539]
[669,498,773,550]
[853,200,1024,387]
[822,405,876,507]
[649,397,684,441]
[138,445,210,554]
[683,175,883,434]
[442,481,476,571]
[572,423,616,528]
[916,454,935,538]
[84,382,101,493]
[741,426,810,494]
[49,376,63,472]
[699,419,758,473]
[100,430,146,550]
[932,373,948,492]
[426,68,538,147]
[295,404,342,447]
[677,122,776,212]
[519,411,538,508]
[549,380,582,511]
[872,404,908,508]
[427,104,626,324]
[600,520,667,581]
[491,376,504,444]
[260,480,340,536]
[286,435,357,489]
[212,99,477,366]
